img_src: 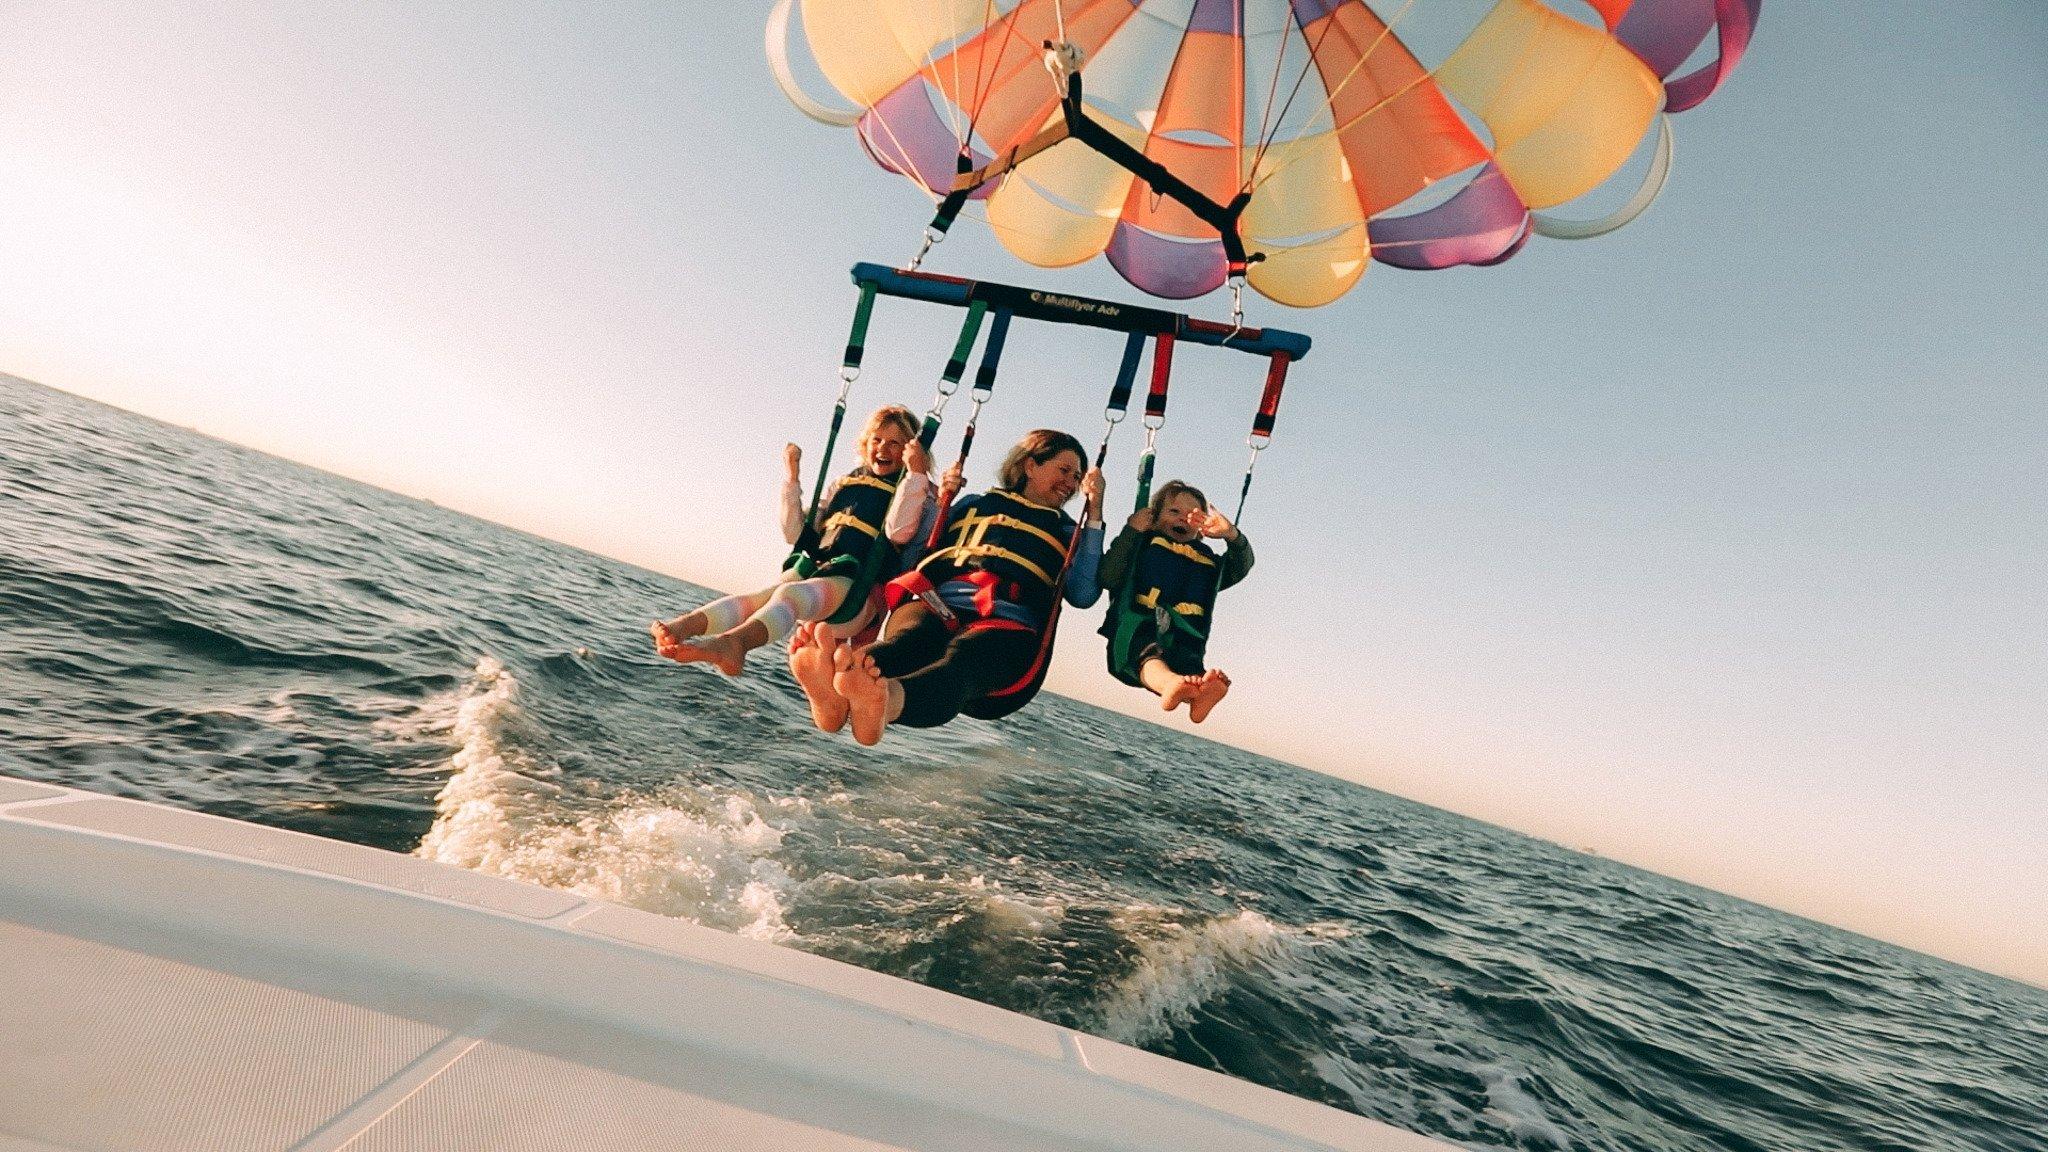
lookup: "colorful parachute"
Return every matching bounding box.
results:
[769,0,1760,306]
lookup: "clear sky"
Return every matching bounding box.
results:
[3,2,2043,987]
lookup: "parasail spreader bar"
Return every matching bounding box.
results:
[851,263,1311,362]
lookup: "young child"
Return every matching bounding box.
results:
[1097,480,1252,723]
[652,405,934,676]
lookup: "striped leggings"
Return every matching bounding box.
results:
[692,571,853,646]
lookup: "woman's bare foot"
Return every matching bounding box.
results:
[833,645,889,746]
[1188,669,1231,723]
[1161,674,1203,713]
[790,626,848,732]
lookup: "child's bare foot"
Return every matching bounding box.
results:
[791,627,848,732]
[651,613,707,655]
[833,645,889,746]
[651,619,680,655]
[1188,670,1231,723]
[666,632,748,677]
[1161,674,1203,713]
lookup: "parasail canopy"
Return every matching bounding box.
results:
[770,0,1761,307]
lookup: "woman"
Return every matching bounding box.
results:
[794,429,1105,743]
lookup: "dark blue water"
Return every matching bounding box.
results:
[3,374,2042,1151]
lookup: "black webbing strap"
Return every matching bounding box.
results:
[1106,331,1144,419]
[925,151,977,241]
[956,308,1012,470]
[842,280,878,374]
[1059,75,1258,274]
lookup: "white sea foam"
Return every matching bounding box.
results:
[1096,908,1288,1046]
[414,657,796,940]
[1477,1063,1575,1150]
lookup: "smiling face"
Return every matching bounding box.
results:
[860,418,914,476]
[1019,449,1084,507]
[1155,493,1206,542]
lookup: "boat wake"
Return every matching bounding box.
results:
[415,657,798,940]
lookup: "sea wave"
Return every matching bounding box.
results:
[1096,907,1289,1045]
[415,658,797,940]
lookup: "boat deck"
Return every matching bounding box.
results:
[0,773,1453,1151]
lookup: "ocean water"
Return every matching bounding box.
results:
[3,372,2042,1152]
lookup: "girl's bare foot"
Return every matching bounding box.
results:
[651,620,680,655]
[790,627,848,732]
[1188,670,1231,723]
[833,645,889,746]
[663,632,746,676]
[651,612,707,655]
[1161,674,1202,713]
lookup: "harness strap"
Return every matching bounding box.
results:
[802,282,883,534]
[1131,332,1175,512]
[942,509,1069,555]
[818,509,881,540]
[926,543,1055,589]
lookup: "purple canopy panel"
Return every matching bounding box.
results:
[1186,0,1244,33]
[1287,0,1347,26]
[857,80,995,199]
[1618,0,1762,113]
[1663,0,1761,112]
[1368,165,1531,270]
[1106,222,1229,299]
[1615,0,1719,79]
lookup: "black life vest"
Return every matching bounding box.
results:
[807,469,901,571]
[915,489,1073,624]
[784,468,903,625]
[1101,533,1219,684]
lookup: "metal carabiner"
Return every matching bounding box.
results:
[1222,277,1247,346]
[907,225,945,272]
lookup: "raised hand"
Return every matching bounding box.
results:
[1200,509,1238,540]
[784,442,803,483]
[905,438,932,476]
[1081,469,1106,518]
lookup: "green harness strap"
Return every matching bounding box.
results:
[785,280,892,626]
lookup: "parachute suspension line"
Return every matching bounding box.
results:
[1244,0,1296,193]
[1248,0,1431,194]
[1246,0,1353,188]
[962,0,1016,148]
[803,279,881,530]
[917,2,1023,270]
